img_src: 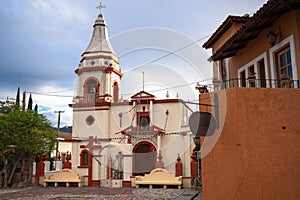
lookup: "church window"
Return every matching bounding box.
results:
[138,115,150,131]
[85,115,95,125]
[113,82,119,102]
[80,149,89,168]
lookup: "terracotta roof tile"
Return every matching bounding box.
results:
[202,15,250,48]
[206,0,300,61]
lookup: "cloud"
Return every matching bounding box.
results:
[29,85,74,127]
[0,0,268,125]
[0,0,88,93]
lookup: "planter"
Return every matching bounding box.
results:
[280,77,290,87]
[248,76,256,84]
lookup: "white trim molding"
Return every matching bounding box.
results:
[269,34,298,88]
[238,52,268,88]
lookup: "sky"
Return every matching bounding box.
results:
[0,0,267,127]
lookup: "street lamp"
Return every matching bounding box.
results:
[195,83,208,94]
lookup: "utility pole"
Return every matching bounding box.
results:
[54,110,65,162]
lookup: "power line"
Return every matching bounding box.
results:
[42,89,74,93]
[122,34,212,74]
[24,34,213,99]
[121,77,214,96]
[27,91,73,98]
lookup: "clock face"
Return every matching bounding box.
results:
[85,115,95,125]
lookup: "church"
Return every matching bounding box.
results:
[69,4,194,187]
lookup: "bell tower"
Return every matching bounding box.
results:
[73,3,123,105]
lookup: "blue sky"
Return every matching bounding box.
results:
[0,0,267,126]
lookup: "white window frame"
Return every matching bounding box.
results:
[269,34,298,88]
[238,52,269,88]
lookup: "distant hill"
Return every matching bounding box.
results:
[52,126,72,138]
[52,126,72,133]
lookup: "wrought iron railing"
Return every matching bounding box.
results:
[213,78,299,90]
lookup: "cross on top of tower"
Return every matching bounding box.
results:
[96,1,106,15]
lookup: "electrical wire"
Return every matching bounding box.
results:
[121,77,214,96]
[26,91,73,98]
[122,34,212,74]
[22,33,214,100]
[41,89,74,93]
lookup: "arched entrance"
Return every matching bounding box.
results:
[132,141,156,176]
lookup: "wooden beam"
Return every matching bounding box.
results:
[279,0,294,10]
[233,35,258,44]
[259,10,288,19]
[244,23,273,33]
[222,43,246,53]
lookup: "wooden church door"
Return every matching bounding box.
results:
[133,142,156,176]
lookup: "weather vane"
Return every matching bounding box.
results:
[96,1,106,15]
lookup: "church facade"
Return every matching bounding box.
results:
[69,8,194,187]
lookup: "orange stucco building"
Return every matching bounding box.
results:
[201,1,300,199]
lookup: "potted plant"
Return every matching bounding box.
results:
[280,73,290,87]
[280,73,289,80]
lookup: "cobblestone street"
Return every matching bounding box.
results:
[0,186,201,200]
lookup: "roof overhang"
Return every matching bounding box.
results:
[202,15,250,48]
[208,0,300,61]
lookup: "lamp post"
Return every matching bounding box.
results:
[192,83,208,190]
[195,83,208,94]
[268,30,277,47]
[267,29,280,47]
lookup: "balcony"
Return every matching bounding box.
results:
[213,78,299,90]
[84,93,97,104]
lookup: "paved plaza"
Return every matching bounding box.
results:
[0,186,201,200]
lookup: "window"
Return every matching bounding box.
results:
[83,151,88,166]
[240,70,246,87]
[238,53,268,88]
[139,116,149,131]
[85,115,95,126]
[258,59,266,88]
[220,59,227,89]
[137,112,150,132]
[269,35,298,88]
[248,65,255,87]
[113,82,119,102]
[80,149,89,167]
[277,47,292,79]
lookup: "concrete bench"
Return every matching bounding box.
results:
[43,169,84,187]
[135,168,182,189]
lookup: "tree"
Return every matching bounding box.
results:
[0,110,56,187]
[34,104,38,112]
[16,87,20,109]
[27,94,33,110]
